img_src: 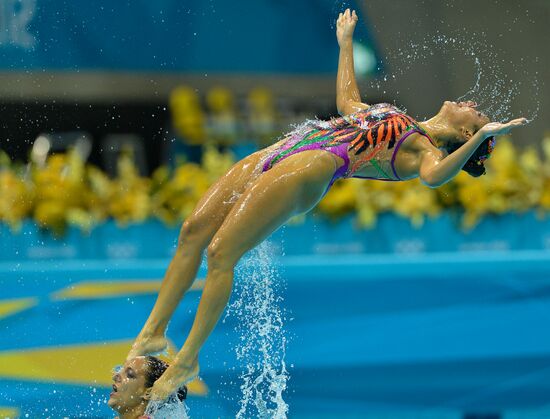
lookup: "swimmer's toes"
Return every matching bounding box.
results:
[127,335,169,360]
[174,357,200,384]
[188,359,200,383]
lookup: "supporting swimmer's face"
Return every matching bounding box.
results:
[108,357,150,414]
[439,100,490,143]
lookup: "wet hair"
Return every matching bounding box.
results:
[144,356,188,402]
[446,136,496,177]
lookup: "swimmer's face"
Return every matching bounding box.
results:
[440,100,490,141]
[108,357,150,414]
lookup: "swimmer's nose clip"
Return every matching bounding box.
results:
[111,364,123,374]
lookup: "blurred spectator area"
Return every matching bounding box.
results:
[0,85,344,174]
[0,101,173,174]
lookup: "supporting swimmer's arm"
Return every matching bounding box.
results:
[419,118,528,188]
[336,9,369,116]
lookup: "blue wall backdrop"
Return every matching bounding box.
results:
[0,0,376,72]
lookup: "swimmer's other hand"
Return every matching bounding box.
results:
[479,117,528,138]
[336,8,358,47]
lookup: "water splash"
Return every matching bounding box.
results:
[371,31,540,123]
[456,56,482,103]
[144,393,189,419]
[225,241,289,419]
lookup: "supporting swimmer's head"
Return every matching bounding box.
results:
[142,356,188,402]
[108,356,187,416]
[108,357,150,416]
[430,101,495,176]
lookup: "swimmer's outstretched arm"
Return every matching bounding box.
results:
[419,117,528,187]
[336,8,370,116]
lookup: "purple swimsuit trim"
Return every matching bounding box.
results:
[261,125,435,197]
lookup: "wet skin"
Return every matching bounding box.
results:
[126,8,528,401]
[127,99,526,401]
[108,357,151,419]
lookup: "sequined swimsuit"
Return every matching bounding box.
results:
[261,103,436,195]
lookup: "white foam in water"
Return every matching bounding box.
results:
[225,241,290,419]
[144,393,190,419]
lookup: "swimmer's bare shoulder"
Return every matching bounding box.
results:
[405,132,442,155]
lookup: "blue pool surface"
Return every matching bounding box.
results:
[2,250,550,417]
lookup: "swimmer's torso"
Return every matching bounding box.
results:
[261,103,436,182]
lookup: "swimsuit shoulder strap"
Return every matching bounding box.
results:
[416,126,437,147]
[390,126,435,180]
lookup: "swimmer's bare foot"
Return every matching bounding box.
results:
[149,355,199,401]
[126,333,169,361]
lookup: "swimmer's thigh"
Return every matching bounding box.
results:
[208,150,337,263]
[181,151,266,241]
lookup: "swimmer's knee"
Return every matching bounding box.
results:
[177,217,210,250]
[206,238,239,271]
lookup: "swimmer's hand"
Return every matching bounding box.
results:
[336,8,358,47]
[479,117,529,138]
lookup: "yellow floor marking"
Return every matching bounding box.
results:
[0,406,19,419]
[50,279,204,300]
[0,298,38,320]
[0,339,207,396]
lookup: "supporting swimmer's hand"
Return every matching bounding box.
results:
[336,8,358,47]
[479,117,529,138]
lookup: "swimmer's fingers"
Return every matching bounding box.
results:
[480,118,528,137]
[344,8,358,23]
[336,8,358,45]
[338,8,358,24]
[509,117,529,126]
[501,118,529,133]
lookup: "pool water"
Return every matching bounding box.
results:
[2,249,550,418]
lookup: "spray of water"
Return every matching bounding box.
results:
[144,393,189,419]
[225,241,289,419]
[370,31,540,123]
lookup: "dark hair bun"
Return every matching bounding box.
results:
[144,356,187,400]
[461,159,486,177]
[177,385,188,401]
[447,136,494,178]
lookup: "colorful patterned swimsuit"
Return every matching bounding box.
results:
[261,103,436,195]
